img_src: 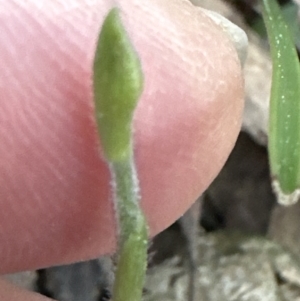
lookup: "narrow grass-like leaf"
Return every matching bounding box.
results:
[93,7,143,163]
[262,0,300,205]
[253,2,300,49]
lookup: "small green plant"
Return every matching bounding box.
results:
[92,2,300,300]
[93,7,148,301]
[262,0,300,205]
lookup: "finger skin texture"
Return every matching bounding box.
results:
[0,0,244,276]
[0,278,53,301]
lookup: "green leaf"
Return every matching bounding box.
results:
[93,7,143,162]
[253,2,300,49]
[262,0,300,205]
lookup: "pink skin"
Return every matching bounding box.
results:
[0,0,244,299]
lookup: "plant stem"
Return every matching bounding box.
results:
[110,159,148,301]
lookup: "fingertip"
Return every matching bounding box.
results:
[131,0,244,234]
[0,0,244,273]
[0,279,53,301]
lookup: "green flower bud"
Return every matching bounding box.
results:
[93,7,143,162]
